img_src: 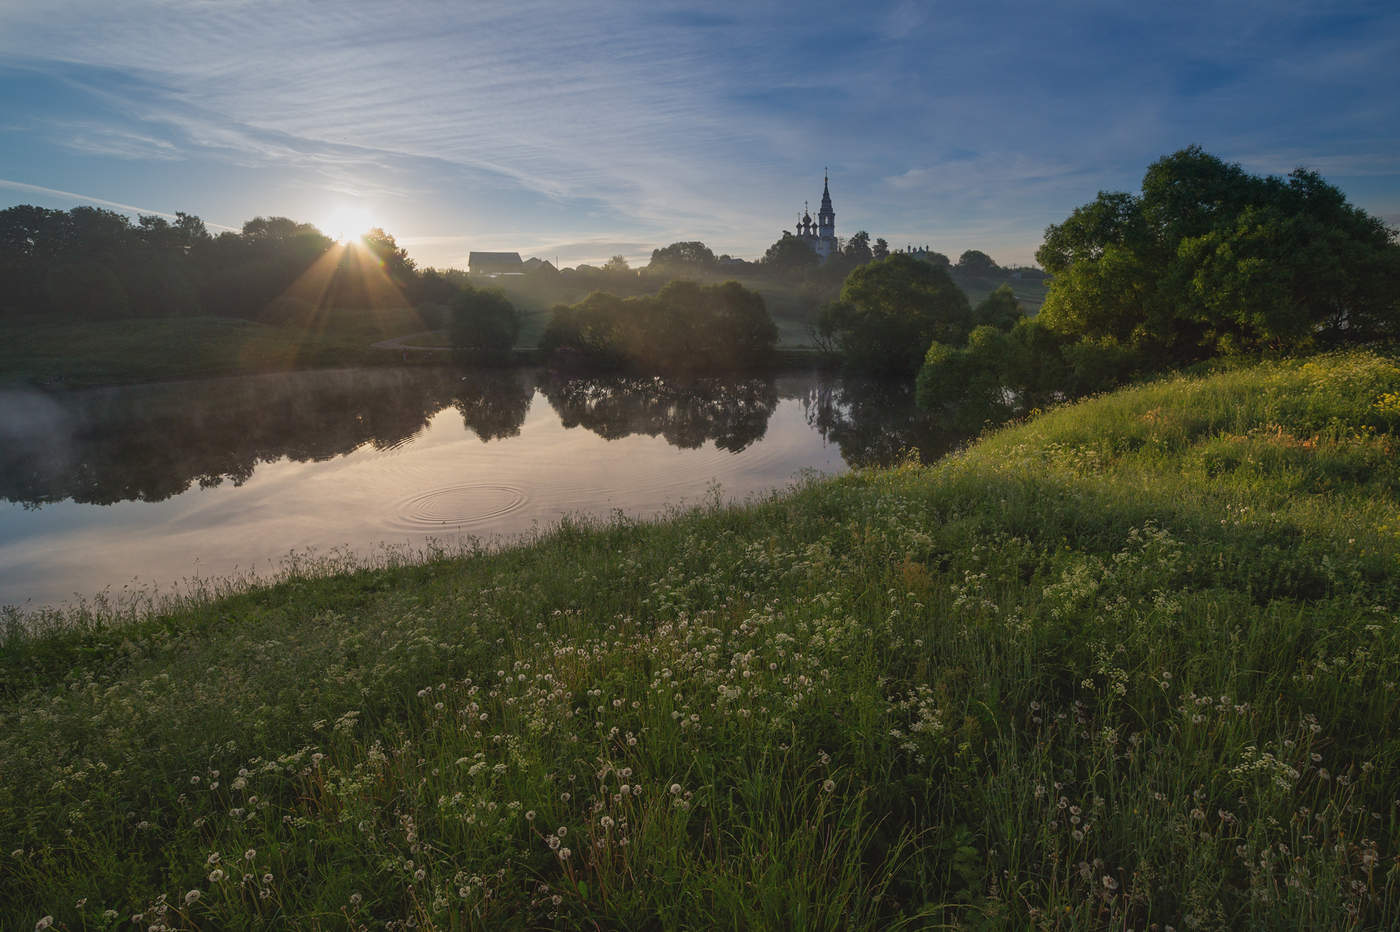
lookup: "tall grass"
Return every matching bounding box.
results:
[2,351,1398,929]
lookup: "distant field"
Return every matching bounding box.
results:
[0,307,437,388]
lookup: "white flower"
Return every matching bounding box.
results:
[208,869,225,882]
[822,779,836,793]
[558,847,572,860]
[184,889,201,905]
[35,918,53,930]
[669,783,682,795]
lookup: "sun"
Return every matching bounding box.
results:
[320,204,375,242]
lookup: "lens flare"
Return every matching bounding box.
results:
[321,205,374,242]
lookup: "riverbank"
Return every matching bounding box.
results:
[0,311,833,391]
[3,351,1398,928]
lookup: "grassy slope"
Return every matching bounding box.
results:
[3,353,1399,929]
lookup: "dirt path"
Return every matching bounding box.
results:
[372,331,453,354]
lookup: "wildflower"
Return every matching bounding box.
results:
[525,810,536,821]
[350,893,362,906]
[244,849,256,861]
[209,869,225,883]
[822,779,836,793]
[670,783,683,795]
[262,873,273,884]
[206,852,221,865]
[36,918,54,930]
[184,890,201,906]
[558,847,572,860]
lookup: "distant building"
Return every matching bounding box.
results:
[469,251,524,275]
[521,257,559,274]
[793,173,838,260]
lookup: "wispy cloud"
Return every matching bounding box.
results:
[53,122,183,161]
[0,0,1395,268]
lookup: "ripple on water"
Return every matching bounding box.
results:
[387,483,528,532]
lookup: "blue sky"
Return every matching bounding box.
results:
[1,0,1397,269]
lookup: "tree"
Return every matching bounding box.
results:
[761,233,820,277]
[363,228,416,282]
[602,254,631,273]
[956,249,1000,276]
[818,253,973,375]
[449,286,519,355]
[648,241,716,272]
[873,238,889,261]
[540,280,775,371]
[973,283,1022,331]
[1037,146,1400,360]
[845,230,873,265]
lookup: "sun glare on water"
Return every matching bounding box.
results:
[321,205,375,242]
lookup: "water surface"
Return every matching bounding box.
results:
[0,367,957,609]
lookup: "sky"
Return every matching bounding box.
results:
[1,0,1397,270]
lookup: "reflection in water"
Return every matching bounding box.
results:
[453,369,536,442]
[0,367,963,510]
[804,375,966,468]
[0,366,970,608]
[539,373,778,453]
[0,368,534,507]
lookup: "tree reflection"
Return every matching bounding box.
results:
[0,368,489,506]
[0,367,961,508]
[452,368,535,442]
[804,374,968,468]
[540,372,777,452]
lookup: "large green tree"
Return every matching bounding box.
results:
[1037,146,1399,360]
[819,253,972,375]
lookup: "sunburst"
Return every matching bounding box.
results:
[320,204,375,242]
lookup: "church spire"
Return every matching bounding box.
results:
[817,170,835,241]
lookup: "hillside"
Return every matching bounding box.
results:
[2,352,1398,928]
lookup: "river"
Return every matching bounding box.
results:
[0,366,961,610]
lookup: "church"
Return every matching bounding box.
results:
[793,173,838,260]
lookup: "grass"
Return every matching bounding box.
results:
[2,351,1399,929]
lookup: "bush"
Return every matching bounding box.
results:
[449,286,519,355]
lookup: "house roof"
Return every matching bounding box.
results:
[468,251,523,273]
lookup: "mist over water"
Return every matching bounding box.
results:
[0,366,957,610]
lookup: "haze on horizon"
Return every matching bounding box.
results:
[1,0,1397,271]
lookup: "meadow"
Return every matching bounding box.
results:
[2,351,1398,929]
[0,308,442,389]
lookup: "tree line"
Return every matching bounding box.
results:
[540,279,778,371]
[805,148,1398,429]
[0,207,450,322]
